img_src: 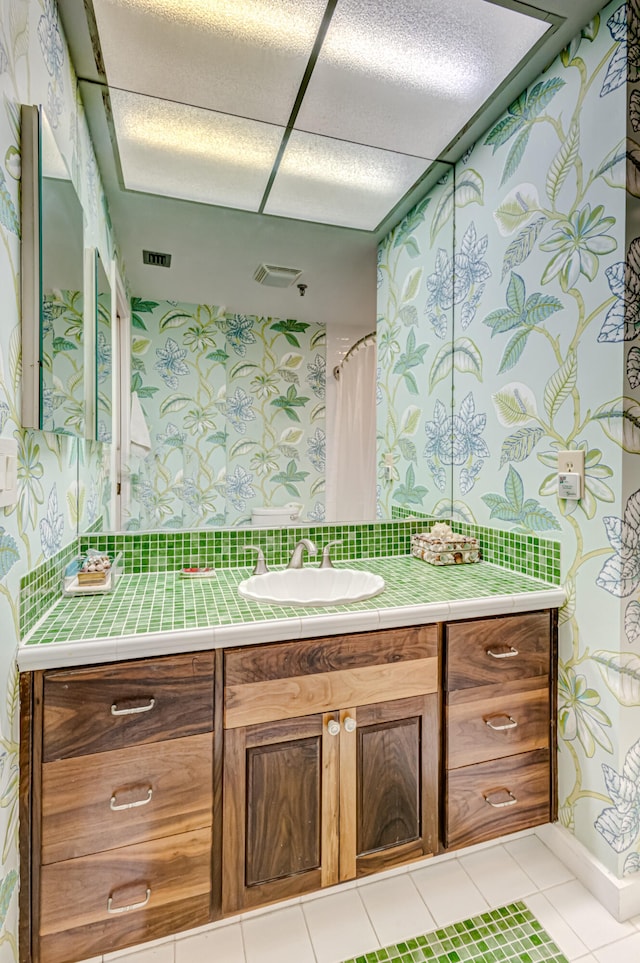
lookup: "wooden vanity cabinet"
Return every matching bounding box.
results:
[221,626,440,914]
[20,608,557,962]
[21,652,215,963]
[443,610,557,850]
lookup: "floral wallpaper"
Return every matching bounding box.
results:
[41,289,85,435]
[377,1,640,878]
[0,0,114,956]
[125,299,327,528]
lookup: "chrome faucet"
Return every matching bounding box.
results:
[319,540,342,569]
[287,538,317,569]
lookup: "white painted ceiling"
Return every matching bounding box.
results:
[58,0,606,328]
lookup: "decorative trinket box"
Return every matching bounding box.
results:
[411,523,480,566]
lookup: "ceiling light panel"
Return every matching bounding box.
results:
[295,0,550,158]
[92,0,327,125]
[110,89,284,210]
[264,131,430,231]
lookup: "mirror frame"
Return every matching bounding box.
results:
[20,104,41,429]
[20,103,96,439]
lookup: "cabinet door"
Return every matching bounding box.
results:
[222,712,339,914]
[340,694,439,881]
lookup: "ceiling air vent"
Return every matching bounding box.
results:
[143,249,172,268]
[253,264,302,288]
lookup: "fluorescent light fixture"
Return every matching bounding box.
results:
[104,0,326,53]
[93,0,327,124]
[265,131,429,230]
[110,89,284,210]
[296,0,550,157]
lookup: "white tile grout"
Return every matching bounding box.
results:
[83,834,640,963]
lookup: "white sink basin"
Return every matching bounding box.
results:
[238,567,385,607]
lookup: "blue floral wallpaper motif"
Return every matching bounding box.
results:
[377,1,640,877]
[125,299,326,528]
[0,0,115,955]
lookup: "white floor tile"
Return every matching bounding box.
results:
[459,844,538,905]
[505,834,575,889]
[175,922,244,963]
[524,893,588,961]
[303,888,379,963]
[573,957,598,962]
[104,946,174,963]
[411,858,489,926]
[243,905,315,963]
[358,874,435,946]
[545,880,636,950]
[593,931,640,963]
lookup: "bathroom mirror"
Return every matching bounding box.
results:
[69,84,454,533]
[21,104,90,437]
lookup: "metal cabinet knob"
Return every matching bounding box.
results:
[327,720,341,736]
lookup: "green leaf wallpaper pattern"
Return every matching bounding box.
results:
[376,0,640,877]
[125,301,326,528]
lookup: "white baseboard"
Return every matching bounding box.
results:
[536,823,640,921]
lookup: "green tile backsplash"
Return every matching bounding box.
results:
[20,518,561,639]
[340,902,568,963]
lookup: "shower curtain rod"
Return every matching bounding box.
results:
[333,330,376,380]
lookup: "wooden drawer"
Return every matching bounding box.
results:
[447,677,549,769]
[224,625,439,728]
[41,733,213,864]
[445,749,550,849]
[43,651,214,761]
[446,612,550,691]
[39,828,211,963]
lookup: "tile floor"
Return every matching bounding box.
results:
[87,833,640,963]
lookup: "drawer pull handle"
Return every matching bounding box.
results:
[343,717,357,733]
[485,715,518,731]
[327,720,341,736]
[484,789,518,808]
[111,698,156,716]
[486,646,519,660]
[107,888,151,914]
[110,788,153,811]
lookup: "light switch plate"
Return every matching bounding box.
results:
[0,438,18,507]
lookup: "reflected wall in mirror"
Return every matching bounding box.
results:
[21,104,89,437]
[96,251,112,443]
[123,302,329,530]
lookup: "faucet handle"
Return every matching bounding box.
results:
[319,540,343,569]
[242,545,268,576]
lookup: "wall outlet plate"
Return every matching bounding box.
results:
[557,449,585,475]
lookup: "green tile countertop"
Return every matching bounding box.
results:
[18,557,565,671]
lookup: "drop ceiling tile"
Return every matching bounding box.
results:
[110,89,284,211]
[296,0,550,157]
[264,130,430,230]
[93,0,328,125]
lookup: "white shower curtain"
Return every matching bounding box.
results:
[327,339,377,521]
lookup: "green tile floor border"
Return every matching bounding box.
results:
[392,507,561,586]
[340,902,568,963]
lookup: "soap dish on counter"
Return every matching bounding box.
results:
[62,552,122,596]
[412,523,480,566]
